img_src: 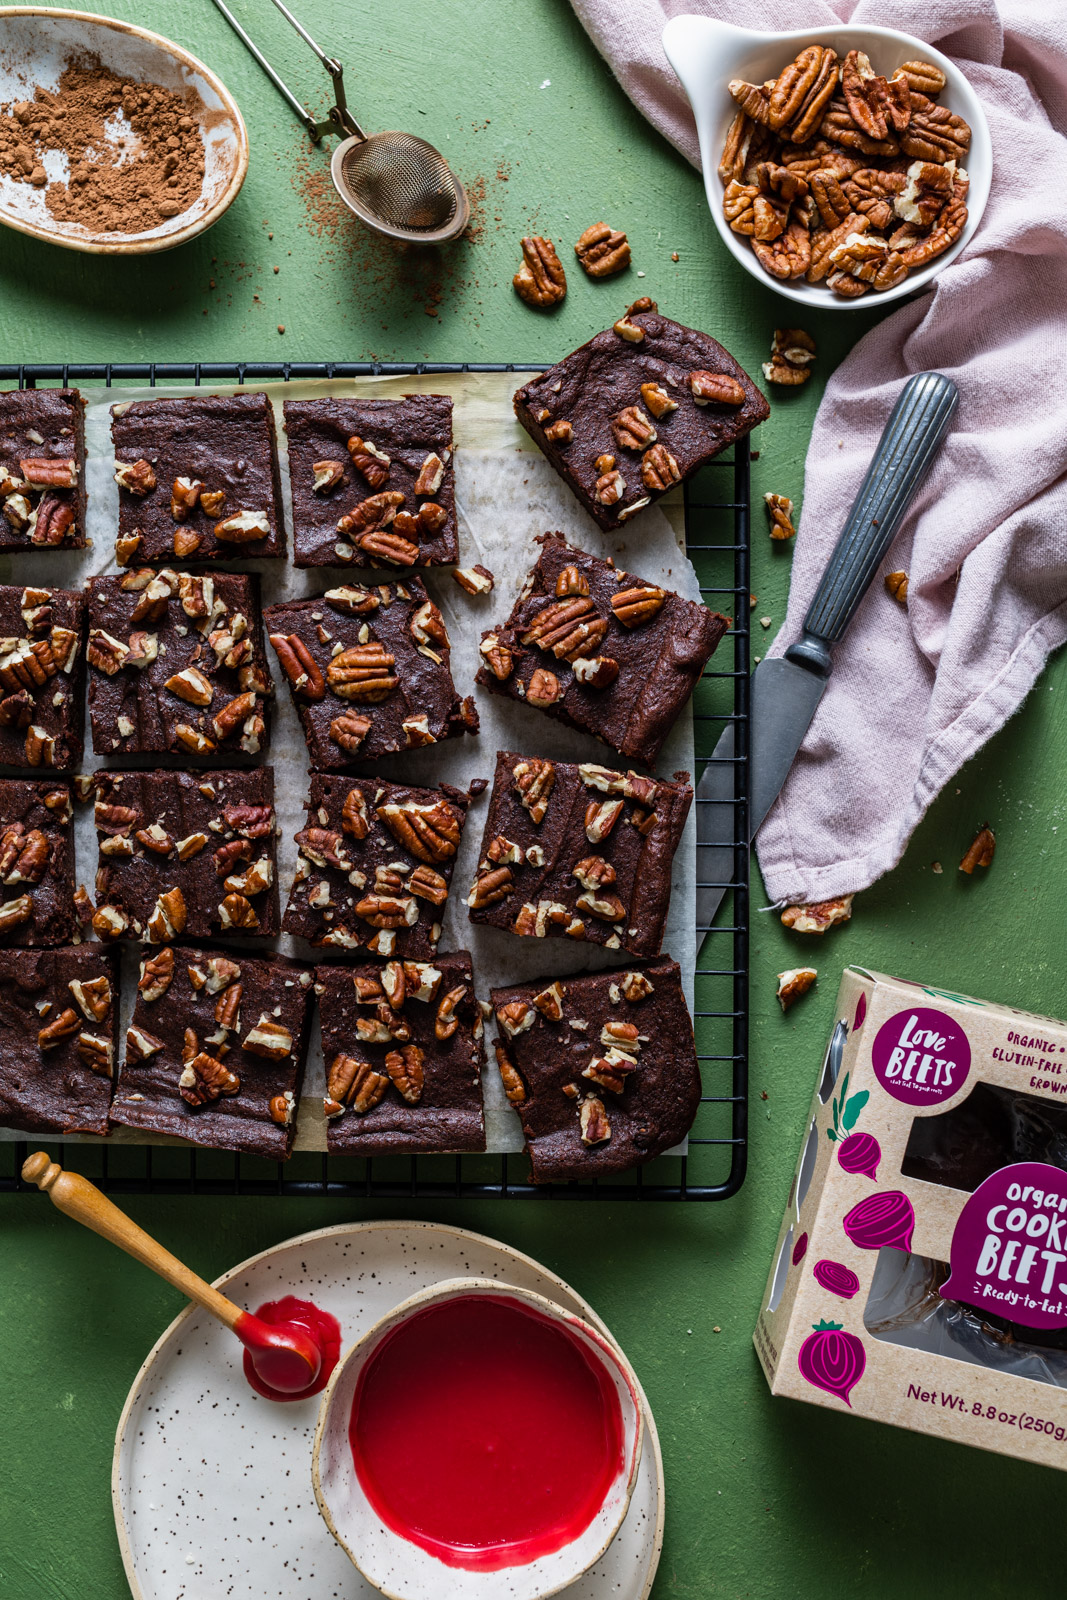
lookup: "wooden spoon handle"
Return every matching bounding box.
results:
[22,1152,243,1332]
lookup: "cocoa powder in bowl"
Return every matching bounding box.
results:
[0,55,205,234]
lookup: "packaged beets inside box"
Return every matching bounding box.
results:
[755,967,1067,1470]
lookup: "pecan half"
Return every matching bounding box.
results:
[513,757,555,823]
[611,585,666,628]
[527,667,561,707]
[219,892,259,930]
[765,492,795,540]
[31,496,76,546]
[269,633,326,700]
[326,1053,387,1117]
[346,436,391,490]
[468,865,513,909]
[521,596,607,662]
[641,444,681,492]
[752,216,811,280]
[38,1007,80,1050]
[138,948,174,1002]
[959,825,995,875]
[355,893,418,930]
[899,60,947,95]
[768,45,839,142]
[329,712,372,753]
[610,405,656,452]
[514,235,566,307]
[385,1043,425,1103]
[840,50,911,141]
[574,221,630,277]
[326,643,397,702]
[147,886,187,943]
[584,798,624,843]
[377,798,461,862]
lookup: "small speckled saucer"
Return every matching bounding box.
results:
[112,1221,664,1600]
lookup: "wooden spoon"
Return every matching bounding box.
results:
[22,1152,323,1397]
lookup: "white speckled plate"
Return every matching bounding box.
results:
[112,1222,664,1600]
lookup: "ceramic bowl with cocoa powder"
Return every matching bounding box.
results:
[0,7,248,254]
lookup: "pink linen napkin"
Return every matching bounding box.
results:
[570,0,1067,906]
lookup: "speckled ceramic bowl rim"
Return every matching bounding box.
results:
[110,1219,666,1600]
[312,1276,645,1600]
[0,5,249,254]
[662,14,992,311]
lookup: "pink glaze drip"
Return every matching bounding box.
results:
[238,1296,341,1401]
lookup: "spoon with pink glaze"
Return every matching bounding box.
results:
[22,1152,331,1399]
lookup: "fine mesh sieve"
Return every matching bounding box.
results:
[209,0,469,244]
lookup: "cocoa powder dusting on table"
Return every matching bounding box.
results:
[0,57,205,234]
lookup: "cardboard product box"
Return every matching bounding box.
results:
[755,967,1067,1470]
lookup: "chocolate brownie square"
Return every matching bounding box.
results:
[0,778,77,947]
[317,951,485,1155]
[0,947,118,1136]
[513,298,768,532]
[0,387,86,551]
[284,395,457,569]
[111,946,313,1158]
[476,532,728,763]
[284,773,474,958]
[467,751,690,959]
[91,768,279,943]
[111,392,285,565]
[491,958,700,1182]
[265,582,478,769]
[0,582,85,769]
[86,567,271,761]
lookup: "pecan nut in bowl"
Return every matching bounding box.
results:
[661,15,989,308]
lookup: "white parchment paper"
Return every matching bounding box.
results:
[0,372,700,1153]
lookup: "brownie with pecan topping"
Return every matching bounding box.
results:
[491,957,700,1182]
[264,583,478,770]
[476,532,728,763]
[86,567,271,761]
[317,950,485,1156]
[284,773,474,959]
[0,582,85,770]
[0,778,77,947]
[0,388,86,551]
[514,299,768,532]
[111,392,285,565]
[0,947,118,1136]
[111,945,313,1158]
[284,395,457,569]
[91,768,279,944]
[467,750,690,959]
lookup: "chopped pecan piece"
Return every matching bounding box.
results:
[138,948,175,1002]
[579,1095,611,1146]
[959,826,995,875]
[170,477,204,522]
[610,405,656,452]
[526,667,561,707]
[765,493,795,540]
[641,444,681,492]
[543,420,573,445]
[180,1051,240,1106]
[781,895,854,934]
[574,221,630,277]
[243,1016,293,1059]
[884,570,909,604]
[467,865,513,909]
[762,327,816,386]
[385,1043,425,1102]
[329,712,372,754]
[513,757,555,823]
[497,1000,535,1038]
[532,981,565,1022]
[495,1041,526,1104]
[38,1006,80,1050]
[639,381,678,419]
[114,458,157,495]
[752,216,811,280]
[214,510,271,543]
[312,460,346,494]
[434,985,466,1041]
[777,967,818,1011]
[452,565,494,595]
[346,436,391,490]
[479,634,513,681]
[513,235,566,307]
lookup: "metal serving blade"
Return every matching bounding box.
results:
[696,370,960,935]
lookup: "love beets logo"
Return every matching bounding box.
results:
[871,1006,970,1107]
[942,1162,1067,1332]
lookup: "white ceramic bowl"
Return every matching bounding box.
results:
[0,7,248,254]
[662,14,991,310]
[312,1276,645,1600]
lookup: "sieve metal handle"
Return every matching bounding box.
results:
[208,0,363,142]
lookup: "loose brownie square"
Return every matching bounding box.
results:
[0,947,118,1136]
[285,773,474,959]
[317,951,485,1156]
[0,582,86,770]
[265,581,478,770]
[111,946,313,1158]
[476,532,728,764]
[513,297,769,532]
[467,751,690,959]
[284,395,458,569]
[491,957,700,1182]
[0,778,77,947]
[86,567,271,761]
[0,387,86,551]
[91,768,279,944]
[111,392,285,565]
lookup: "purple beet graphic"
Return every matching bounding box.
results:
[812,1259,860,1300]
[854,993,867,1031]
[798,1320,866,1407]
[792,1231,809,1265]
[842,1190,915,1254]
[837,1130,881,1181]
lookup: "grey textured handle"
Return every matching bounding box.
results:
[786,371,958,676]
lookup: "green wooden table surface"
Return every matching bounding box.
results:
[3,3,1065,1596]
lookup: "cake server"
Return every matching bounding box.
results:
[208,0,469,243]
[697,370,959,934]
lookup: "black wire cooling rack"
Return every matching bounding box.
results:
[0,361,749,1201]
